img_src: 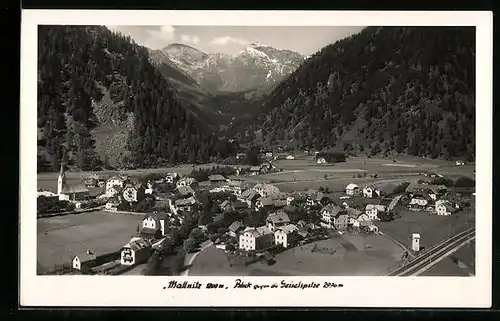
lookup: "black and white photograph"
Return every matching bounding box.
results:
[21,10,492,308]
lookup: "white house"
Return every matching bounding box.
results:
[408,194,433,211]
[455,160,465,166]
[105,197,120,211]
[412,233,421,252]
[286,155,295,160]
[286,196,295,206]
[274,224,299,248]
[353,213,372,228]
[121,237,152,266]
[165,172,178,184]
[72,250,96,271]
[435,200,459,216]
[345,183,360,196]
[320,204,345,229]
[105,175,126,195]
[239,226,274,252]
[365,204,387,220]
[317,157,327,164]
[122,183,146,203]
[176,177,196,188]
[140,212,168,238]
[363,186,381,198]
[175,196,196,212]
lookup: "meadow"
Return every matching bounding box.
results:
[37,211,143,272]
[188,233,404,276]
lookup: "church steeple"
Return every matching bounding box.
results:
[57,163,66,195]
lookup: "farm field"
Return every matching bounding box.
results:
[378,209,475,253]
[37,211,142,273]
[188,233,404,276]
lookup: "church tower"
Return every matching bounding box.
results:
[57,163,66,195]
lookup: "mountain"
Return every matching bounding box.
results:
[37,26,230,172]
[233,27,475,161]
[155,42,306,93]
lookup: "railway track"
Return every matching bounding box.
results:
[386,227,475,276]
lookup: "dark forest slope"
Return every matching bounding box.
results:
[37,25,221,171]
[233,27,475,160]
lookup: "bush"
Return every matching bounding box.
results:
[37,196,75,214]
[183,238,199,253]
[430,177,454,187]
[117,201,131,211]
[132,197,156,212]
[454,176,475,187]
[393,182,410,194]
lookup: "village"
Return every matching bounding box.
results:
[36,151,475,276]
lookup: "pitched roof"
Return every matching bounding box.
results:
[123,237,152,252]
[258,197,274,206]
[177,185,195,196]
[346,207,362,218]
[335,214,349,224]
[61,183,89,194]
[275,224,298,234]
[406,182,447,194]
[346,183,359,190]
[243,226,273,237]
[73,250,97,262]
[272,200,287,208]
[209,174,226,181]
[250,166,261,171]
[220,200,231,208]
[267,210,291,224]
[321,204,344,216]
[145,211,168,221]
[175,197,196,206]
[140,227,161,237]
[366,204,387,211]
[233,201,249,209]
[228,221,244,233]
[388,195,403,211]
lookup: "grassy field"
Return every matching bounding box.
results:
[37,211,143,272]
[420,240,475,276]
[378,209,475,252]
[189,233,404,276]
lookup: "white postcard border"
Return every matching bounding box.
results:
[20,10,493,308]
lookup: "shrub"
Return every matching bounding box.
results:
[454,176,475,187]
[37,196,75,214]
[117,201,130,211]
[430,177,454,187]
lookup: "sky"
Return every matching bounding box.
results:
[106,25,365,55]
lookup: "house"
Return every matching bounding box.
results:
[84,176,99,187]
[345,183,360,196]
[363,186,381,198]
[220,200,233,212]
[346,208,362,225]
[165,172,178,184]
[435,200,459,216]
[365,204,387,220]
[144,181,155,195]
[233,201,249,211]
[320,204,345,229]
[239,226,274,252]
[334,213,350,230]
[175,196,196,212]
[177,185,195,198]
[140,212,168,239]
[265,152,273,158]
[209,174,227,183]
[249,166,261,175]
[105,197,120,211]
[72,250,97,271]
[176,177,196,188]
[255,197,274,210]
[405,182,447,199]
[121,237,152,266]
[408,193,433,211]
[57,164,90,201]
[121,183,146,203]
[236,153,246,160]
[252,183,280,197]
[286,196,295,206]
[317,157,326,164]
[105,175,126,195]
[274,224,300,248]
[455,160,465,166]
[286,155,295,160]
[37,190,58,199]
[354,213,372,228]
[228,221,245,237]
[266,210,291,231]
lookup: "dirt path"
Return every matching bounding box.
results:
[180,240,213,276]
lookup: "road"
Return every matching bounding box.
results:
[386,227,475,276]
[180,240,213,276]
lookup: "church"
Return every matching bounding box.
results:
[57,164,90,201]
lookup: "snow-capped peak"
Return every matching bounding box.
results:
[236,46,269,59]
[249,41,270,47]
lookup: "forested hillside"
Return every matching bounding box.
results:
[37,25,221,172]
[233,27,475,160]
